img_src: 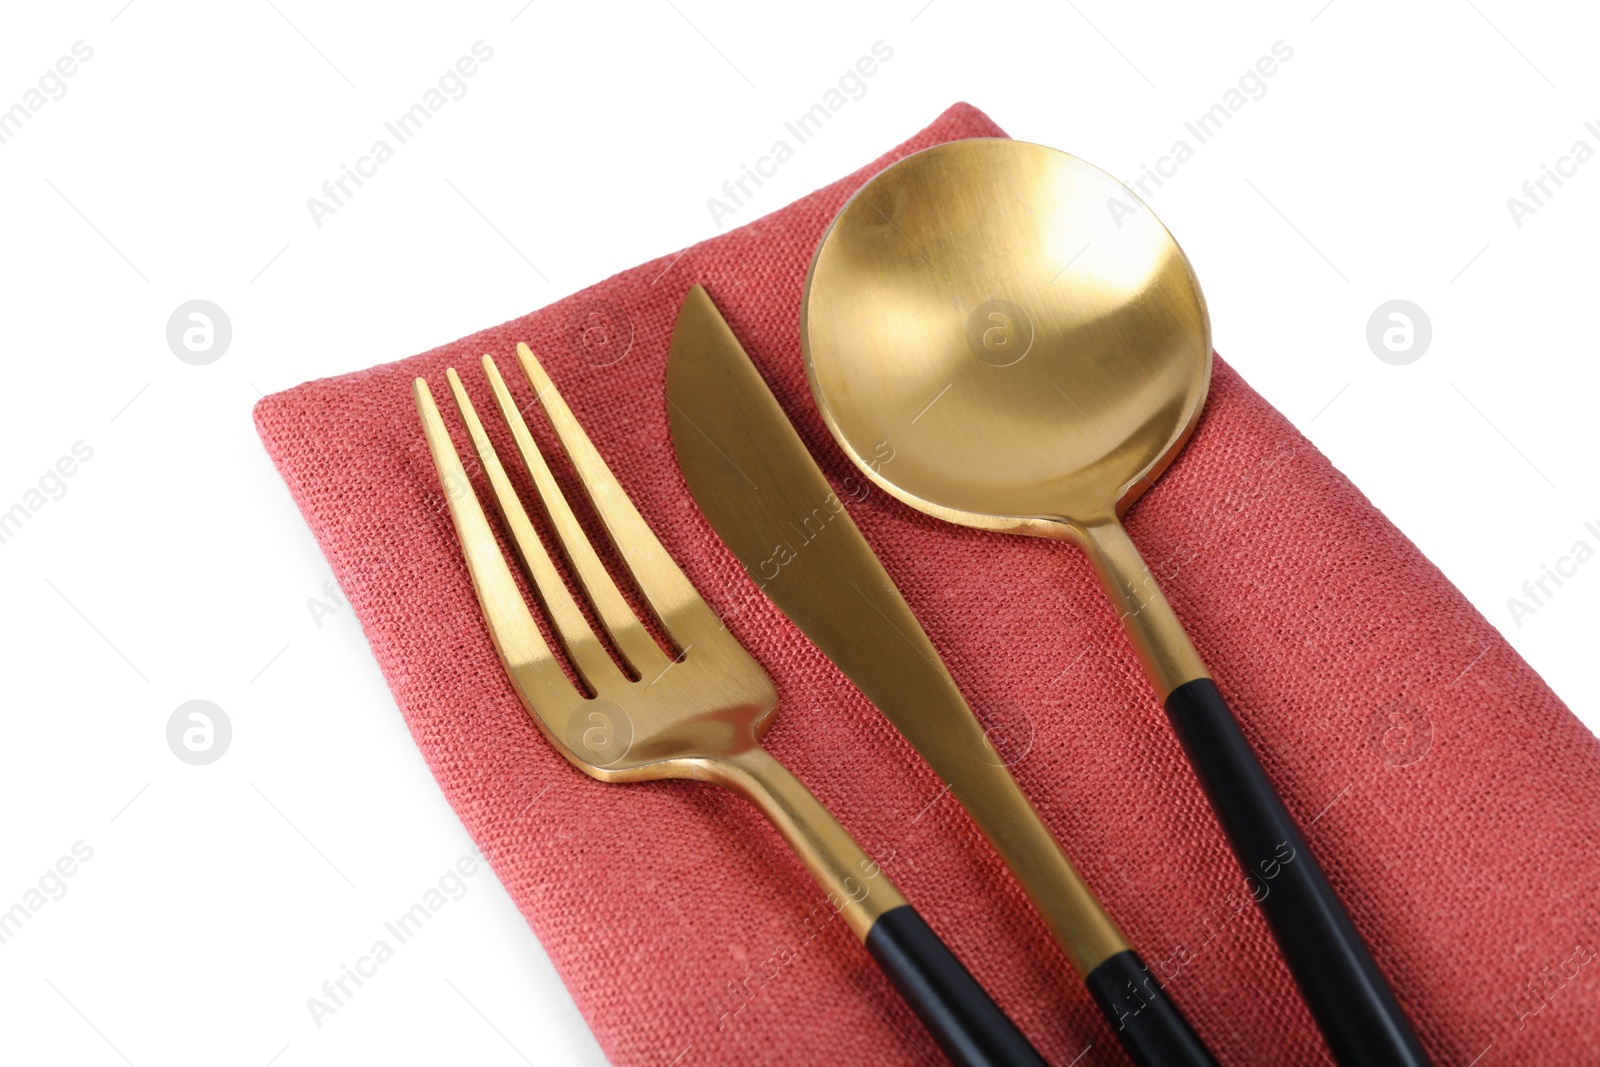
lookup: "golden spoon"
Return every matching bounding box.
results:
[801,137,1430,1067]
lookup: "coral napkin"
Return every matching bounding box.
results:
[254,104,1600,1065]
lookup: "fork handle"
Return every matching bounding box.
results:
[865,905,1047,1067]
[1085,949,1219,1066]
[709,747,1046,1066]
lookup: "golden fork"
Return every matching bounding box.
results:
[414,344,1046,1067]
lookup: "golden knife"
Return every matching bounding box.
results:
[666,285,1218,1067]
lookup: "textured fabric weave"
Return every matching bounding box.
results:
[254,104,1600,1065]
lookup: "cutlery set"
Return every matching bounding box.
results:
[414,138,1430,1065]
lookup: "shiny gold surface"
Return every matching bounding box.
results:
[668,285,1128,975]
[415,348,904,940]
[803,138,1211,699]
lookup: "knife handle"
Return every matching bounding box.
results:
[1085,949,1219,1067]
[865,905,1048,1067]
[1164,679,1431,1067]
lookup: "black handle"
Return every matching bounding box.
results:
[864,905,1048,1067]
[1086,950,1219,1066]
[1164,679,1431,1066]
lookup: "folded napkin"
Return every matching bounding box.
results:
[255,103,1600,1065]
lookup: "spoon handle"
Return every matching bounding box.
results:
[1078,519,1431,1066]
[1163,679,1432,1065]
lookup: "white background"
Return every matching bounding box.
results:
[1,2,1595,1065]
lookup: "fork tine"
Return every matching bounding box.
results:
[481,354,672,680]
[412,377,584,716]
[513,343,723,651]
[443,367,624,693]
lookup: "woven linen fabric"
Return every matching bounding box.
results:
[254,103,1600,1066]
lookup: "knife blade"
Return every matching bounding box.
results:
[666,285,1219,1067]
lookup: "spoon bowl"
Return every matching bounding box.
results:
[802,138,1209,531]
